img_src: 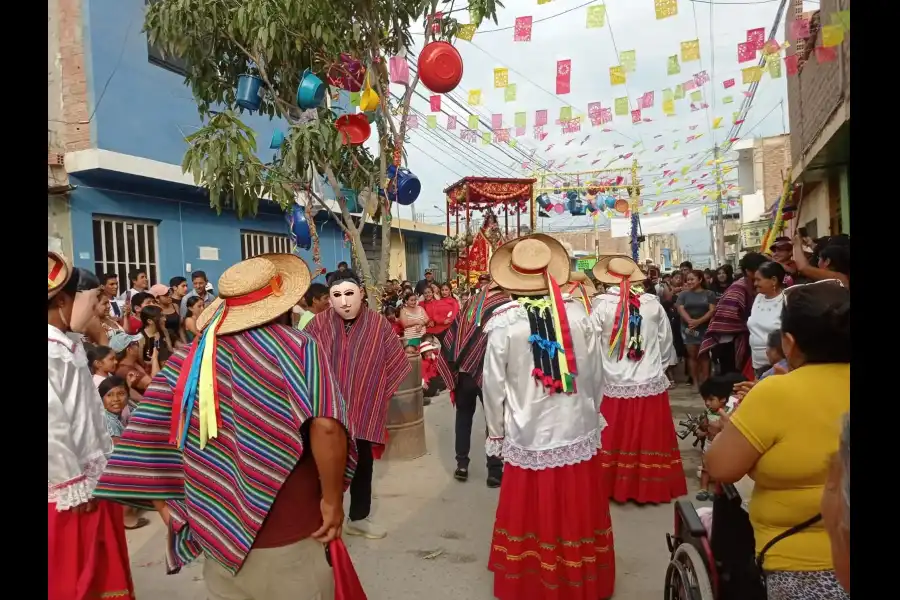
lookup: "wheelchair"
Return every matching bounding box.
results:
[663,484,764,600]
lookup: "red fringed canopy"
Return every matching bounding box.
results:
[444,177,537,215]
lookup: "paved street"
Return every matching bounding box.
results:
[127,381,706,600]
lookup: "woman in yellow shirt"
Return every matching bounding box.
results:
[705,281,850,600]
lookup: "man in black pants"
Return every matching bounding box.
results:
[436,285,509,488]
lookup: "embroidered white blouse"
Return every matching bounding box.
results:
[591,288,678,399]
[48,325,113,510]
[481,300,606,470]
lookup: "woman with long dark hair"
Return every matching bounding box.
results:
[747,261,787,378]
[675,269,718,390]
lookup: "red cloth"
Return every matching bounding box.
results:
[421,353,438,385]
[48,501,135,600]
[125,316,141,335]
[424,297,459,335]
[489,454,616,600]
[599,390,688,504]
[330,539,368,600]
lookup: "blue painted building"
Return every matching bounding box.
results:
[56,0,444,289]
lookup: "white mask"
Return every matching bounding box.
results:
[329,281,363,320]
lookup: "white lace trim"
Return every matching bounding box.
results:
[482,303,526,334]
[48,452,107,511]
[484,429,600,471]
[603,374,671,399]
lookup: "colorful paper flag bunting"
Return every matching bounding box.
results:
[513,129,524,139]
[427,115,437,129]
[746,27,766,50]
[655,0,678,20]
[556,59,572,94]
[784,54,799,76]
[468,114,479,129]
[491,113,503,130]
[690,90,702,102]
[683,79,697,91]
[586,5,606,28]
[815,46,837,63]
[833,10,850,31]
[694,71,710,86]
[631,109,642,124]
[505,84,517,102]
[456,24,477,41]
[468,89,481,105]
[447,115,457,130]
[681,39,700,62]
[514,112,526,128]
[742,66,762,84]
[674,84,684,100]
[723,78,735,89]
[429,95,441,112]
[609,65,626,86]
[514,16,533,42]
[614,97,629,116]
[821,24,844,47]
[767,57,782,79]
[407,114,418,129]
[494,68,509,88]
[737,41,756,63]
[722,96,733,104]
[620,50,637,73]
[790,18,810,40]
[663,98,675,116]
[640,91,655,109]
[349,91,360,106]
[559,106,573,122]
[712,116,723,129]
[667,55,681,76]
[599,107,612,124]
[482,132,492,145]
[535,109,548,126]
[662,88,674,102]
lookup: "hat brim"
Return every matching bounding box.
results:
[48,251,73,300]
[489,234,570,296]
[196,253,311,335]
[592,254,646,285]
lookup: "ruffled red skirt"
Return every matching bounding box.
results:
[48,501,135,600]
[599,390,688,504]
[489,454,616,600]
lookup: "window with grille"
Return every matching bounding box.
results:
[241,231,292,260]
[428,242,448,282]
[92,216,160,288]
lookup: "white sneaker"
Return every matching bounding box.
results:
[346,518,387,540]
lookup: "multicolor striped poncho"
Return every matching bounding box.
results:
[305,306,410,445]
[699,277,757,380]
[93,324,357,575]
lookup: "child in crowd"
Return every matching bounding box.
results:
[758,330,789,381]
[695,375,743,501]
[88,345,119,387]
[384,305,403,337]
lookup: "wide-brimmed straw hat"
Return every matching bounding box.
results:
[567,271,598,298]
[197,253,311,335]
[592,255,646,285]
[489,234,570,296]
[48,251,73,300]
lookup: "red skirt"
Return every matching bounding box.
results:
[48,501,135,600]
[599,390,688,504]
[489,454,615,600]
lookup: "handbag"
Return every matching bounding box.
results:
[711,484,821,600]
[327,539,368,600]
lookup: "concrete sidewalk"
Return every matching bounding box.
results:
[127,384,706,599]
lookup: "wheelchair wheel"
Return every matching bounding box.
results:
[664,543,715,600]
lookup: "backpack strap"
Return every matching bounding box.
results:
[756,513,822,572]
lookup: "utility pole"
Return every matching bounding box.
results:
[712,145,727,266]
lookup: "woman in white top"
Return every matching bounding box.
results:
[482,236,615,600]
[591,255,688,504]
[747,261,786,378]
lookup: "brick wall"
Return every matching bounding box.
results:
[546,230,629,256]
[786,0,850,167]
[59,0,91,152]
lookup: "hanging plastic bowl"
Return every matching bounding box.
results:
[417,41,464,94]
[384,164,421,206]
[604,196,617,209]
[270,129,285,149]
[566,190,579,202]
[536,194,553,210]
[297,69,326,110]
[335,114,371,145]
[236,74,264,111]
[288,205,312,250]
[614,198,630,214]
[359,86,380,112]
[363,109,381,124]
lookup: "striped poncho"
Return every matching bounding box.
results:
[699,277,757,379]
[93,324,357,575]
[305,306,411,445]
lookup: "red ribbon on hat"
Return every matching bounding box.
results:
[608,268,633,361]
[225,275,284,307]
[48,259,64,289]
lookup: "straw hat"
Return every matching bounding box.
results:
[48,251,73,299]
[196,253,311,335]
[592,255,646,285]
[489,234,570,296]
[568,271,598,298]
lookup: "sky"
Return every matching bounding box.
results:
[377,0,818,264]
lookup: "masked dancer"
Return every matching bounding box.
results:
[305,270,410,539]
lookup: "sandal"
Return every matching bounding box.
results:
[125,517,151,530]
[454,467,469,482]
[668,379,677,390]
[695,490,711,502]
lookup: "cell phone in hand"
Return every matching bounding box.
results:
[798,227,808,238]
[154,338,161,350]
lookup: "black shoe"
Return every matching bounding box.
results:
[486,474,502,488]
[423,397,432,406]
[454,467,468,482]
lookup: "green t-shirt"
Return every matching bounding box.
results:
[297,310,316,330]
